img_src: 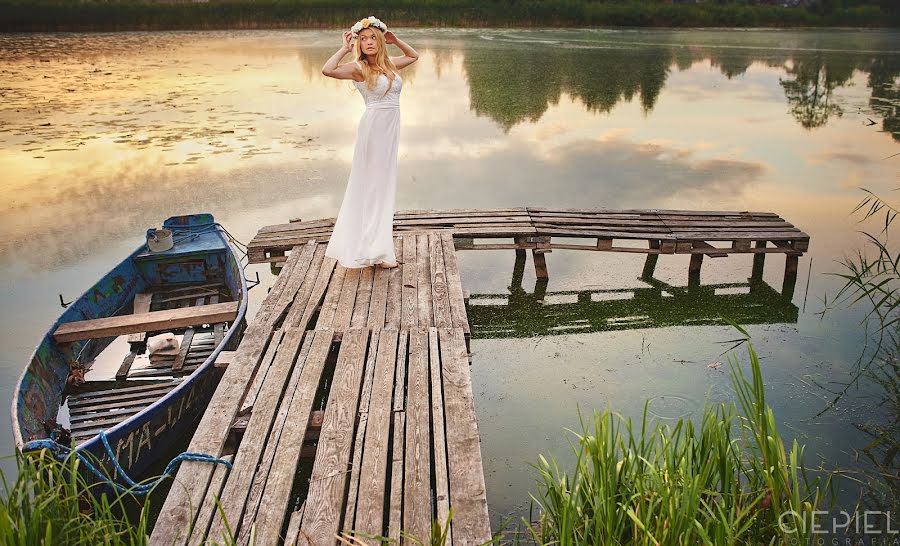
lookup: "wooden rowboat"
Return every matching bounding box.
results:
[11,213,248,481]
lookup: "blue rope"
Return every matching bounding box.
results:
[22,431,232,496]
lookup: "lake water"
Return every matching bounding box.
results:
[1,28,898,529]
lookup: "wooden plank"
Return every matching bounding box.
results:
[148,322,276,546]
[127,293,153,343]
[673,231,809,241]
[265,241,318,327]
[430,233,453,328]
[115,349,138,380]
[284,504,306,546]
[68,383,177,409]
[247,331,333,546]
[171,328,194,372]
[234,332,321,546]
[300,329,370,545]
[367,261,391,329]
[385,237,403,329]
[237,332,331,546]
[68,379,180,400]
[187,454,234,546]
[239,328,286,416]
[353,330,399,541]
[351,266,375,328]
[255,246,306,324]
[292,255,337,330]
[342,330,380,534]
[416,233,434,327]
[205,327,307,544]
[404,328,432,541]
[393,330,408,412]
[401,236,418,328]
[429,327,452,545]
[333,267,362,332]
[438,327,491,544]
[283,244,328,328]
[316,263,346,330]
[214,350,237,368]
[441,233,470,334]
[387,410,405,544]
[54,302,239,343]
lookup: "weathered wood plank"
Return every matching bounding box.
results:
[54,302,240,343]
[342,330,380,534]
[148,321,276,546]
[429,327,452,544]
[441,233,469,334]
[351,266,375,329]
[430,233,453,328]
[316,263,346,330]
[205,327,307,544]
[127,293,153,343]
[404,328,432,541]
[439,327,491,544]
[186,454,234,546]
[387,411,405,544]
[283,244,327,328]
[367,261,391,330]
[401,236,418,328]
[233,333,316,546]
[239,328,285,415]
[292,255,337,330]
[416,233,434,328]
[353,330,399,541]
[242,331,334,546]
[171,328,194,372]
[385,237,403,329]
[300,329,370,545]
[333,267,361,332]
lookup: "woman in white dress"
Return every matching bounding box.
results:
[321,16,419,269]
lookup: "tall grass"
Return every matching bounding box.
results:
[528,339,833,545]
[0,0,895,32]
[0,449,150,546]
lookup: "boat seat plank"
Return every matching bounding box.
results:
[53,301,239,343]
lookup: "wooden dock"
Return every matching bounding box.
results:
[248,207,810,294]
[150,232,489,546]
[151,207,810,546]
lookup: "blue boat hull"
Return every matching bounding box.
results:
[12,213,248,484]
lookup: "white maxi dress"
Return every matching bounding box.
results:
[324,67,403,268]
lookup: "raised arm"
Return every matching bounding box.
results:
[385,32,419,70]
[322,31,363,81]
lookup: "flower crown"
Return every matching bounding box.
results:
[350,16,387,38]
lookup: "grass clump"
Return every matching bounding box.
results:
[529,339,833,545]
[0,449,151,546]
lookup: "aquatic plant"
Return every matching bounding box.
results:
[0,449,151,546]
[527,338,833,545]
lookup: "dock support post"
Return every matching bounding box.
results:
[751,241,766,285]
[532,251,549,280]
[689,253,703,290]
[511,249,526,293]
[641,240,661,280]
[783,254,800,299]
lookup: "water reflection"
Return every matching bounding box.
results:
[468,253,798,339]
[459,32,899,137]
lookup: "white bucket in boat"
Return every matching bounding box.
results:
[147,228,174,252]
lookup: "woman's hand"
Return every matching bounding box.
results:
[384,31,397,45]
[342,31,353,51]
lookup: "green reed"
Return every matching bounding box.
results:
[0,449,150,546]
[527,339,832,545]
[0,0,894,32]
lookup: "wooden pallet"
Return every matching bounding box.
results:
[149,233,487,546]
[247,207,808,263]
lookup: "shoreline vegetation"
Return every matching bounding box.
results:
[1,341,840,545]
[0,0,896,32]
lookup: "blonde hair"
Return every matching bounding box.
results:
[353,27,398,98]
